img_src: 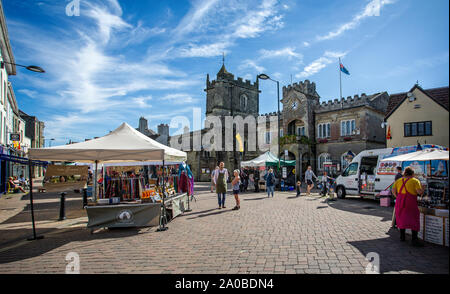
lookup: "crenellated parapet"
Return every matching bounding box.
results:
[282,80,320,99]
[315,92,388,113]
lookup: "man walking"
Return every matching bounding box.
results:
[214,162,229,209]
[305,166,318,196]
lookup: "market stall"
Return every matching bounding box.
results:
[28,122,188,232]
[380,148,449,246]
[241,151,296,190]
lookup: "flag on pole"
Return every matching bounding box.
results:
[340,62,350,75]
[236,133,244,152]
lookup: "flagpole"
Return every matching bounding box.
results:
[339,57,342,99]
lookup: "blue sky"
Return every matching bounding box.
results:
[3,0,449,145]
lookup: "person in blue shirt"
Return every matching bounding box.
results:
[264,168,275,197]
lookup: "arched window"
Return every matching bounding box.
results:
[318,153,331,170]
[240,94,248,110]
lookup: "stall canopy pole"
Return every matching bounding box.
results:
[27,159,43,241]
[157,159,168,231]
[93,160,98,201]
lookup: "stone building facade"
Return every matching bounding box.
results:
[136,116,170,146]
[277,80,389,180]
[167,65,389,182]
[171,64,263,181]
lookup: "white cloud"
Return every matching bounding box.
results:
[239,59,266,72]
[171,0,285,59]
[316,0,395,41]
[259,47,303,61]
[296,51,348,78]
[173,0,221,39]
[85,1,132,44]
[302,41,310,47]
[17,89,38,98]
[232,0,284,39]
[160,93,199,104]
[177,41,231,58]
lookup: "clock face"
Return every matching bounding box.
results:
[292,101,298,110]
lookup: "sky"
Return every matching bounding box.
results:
[3,0,449,146]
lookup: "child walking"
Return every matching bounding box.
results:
[232,169,241,210]
[296,181,302,197]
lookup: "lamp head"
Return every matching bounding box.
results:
[26,65,45,73]
[257,73,270,80]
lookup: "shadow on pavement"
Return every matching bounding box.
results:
[348,227,449,274]
[186,209,233,219]
[0,226,141,265]
[181,208,217,217]
[1,198,86,224]
[243,197,267,201]
[327,197,393,222]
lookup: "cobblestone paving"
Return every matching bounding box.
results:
[0,184,448,274]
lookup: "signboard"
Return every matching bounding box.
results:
[284,150,288,157]
[43,165,88,192]
[282,167,287,179]
[430,160,448,178]
[108,165,142,174]
[10,133,20,141]
[424,215,444,246]
[378,161,400,175]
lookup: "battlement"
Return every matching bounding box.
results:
[207,75,258,90]
[282,80,320,98]
[316,93,377,113]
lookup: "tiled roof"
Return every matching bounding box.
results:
[385,85,449,119]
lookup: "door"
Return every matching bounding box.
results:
[359,156,378,195]
[340,162,359,195]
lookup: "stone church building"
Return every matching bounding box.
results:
[168,64,389,182]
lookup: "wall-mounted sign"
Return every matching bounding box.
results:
[10,133,20,141]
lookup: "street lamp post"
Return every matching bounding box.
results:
[3,60,46,241]
[1,61,45,73]
[257,73,281,183]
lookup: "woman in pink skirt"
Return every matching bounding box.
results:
[392,167,424,247]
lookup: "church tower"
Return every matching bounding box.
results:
[204,62,259,117]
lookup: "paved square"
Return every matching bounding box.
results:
[0,184,448,274]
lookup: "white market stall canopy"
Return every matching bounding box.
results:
[28,122,187,163]
[241,151,279,167]
[381,148,449,162]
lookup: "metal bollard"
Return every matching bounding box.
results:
[58,192,67,221]
[82,188,88,208]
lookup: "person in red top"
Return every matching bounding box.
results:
[392,166,425,247]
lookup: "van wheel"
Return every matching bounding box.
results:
[337,186,346,199]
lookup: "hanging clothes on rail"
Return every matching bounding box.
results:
[178,162,194,195]
[178,171,189,193]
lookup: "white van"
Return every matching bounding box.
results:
[335,144,446,199]
[335,148,394,199]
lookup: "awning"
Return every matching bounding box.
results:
[28,122,187,163]
[381,148,449,162]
